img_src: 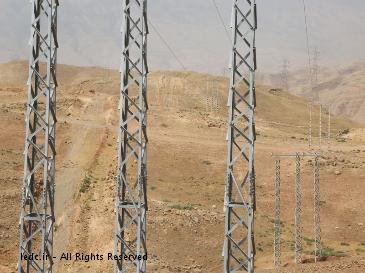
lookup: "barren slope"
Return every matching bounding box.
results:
[0,61,364,273]
[264,62,365,123]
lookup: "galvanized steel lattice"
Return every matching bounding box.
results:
[115,0,149,272]
[18,0,59,272]
[224,0,257,272]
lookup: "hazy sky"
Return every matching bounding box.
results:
[1,0,364,74]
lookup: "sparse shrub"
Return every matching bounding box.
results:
[303,237,315,245]
[318,246,346,257]
[202,160,212,165]
[80,175,92,193]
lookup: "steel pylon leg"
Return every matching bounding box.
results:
[224,1,257,272]
[114,0,149,272]
[294,154,302,264]
[18,0,58,272]
[314,154,322,261]
[274,160,281,268]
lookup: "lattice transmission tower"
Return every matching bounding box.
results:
[327,107,331,147]
[319,104,322,149]
[312,47,320,99]
[115,0,149,272]
[309,102,312,148]
[313,154,322,261]
[274,160,281,267]
[295,154,303,264]
[18,0,59,272]
[224,0,257,272]
[280,58,290,91]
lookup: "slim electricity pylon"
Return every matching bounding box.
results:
[294,154,302,264]
[224,1,257,272]
[328,107,331,147]
[309,101,312,148]
[18,0,58,272]
[206,79,220,113]
[115,0,148,272]
[312,47,320,100]
[314,154,322,261]
[274,160,281,268]
[319,104,322,149]
[205,77,211,112]
[280,58,290,91]
[312,48,319,83]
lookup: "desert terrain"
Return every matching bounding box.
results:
[264,62,365,124]
[0,61,364,273]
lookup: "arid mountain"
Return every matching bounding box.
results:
[263,62,365,123]
[1,61,364,273]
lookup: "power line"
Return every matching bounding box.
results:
[148,19,187,71]
[211,0,231,43]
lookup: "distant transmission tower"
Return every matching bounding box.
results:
[214,89,219,112]
[328,107,331,147]
[18,0,59,272]
[309,101,312,148]
[115,0,148,272]
[224,1,257,272]
[206,79,220,113]
[319,104,322,149]
[280,58,290,91]
[205,77,211,112]
[312,47,320,99]
[211,78,219,112]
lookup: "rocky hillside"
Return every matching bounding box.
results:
[263,62,365,123]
